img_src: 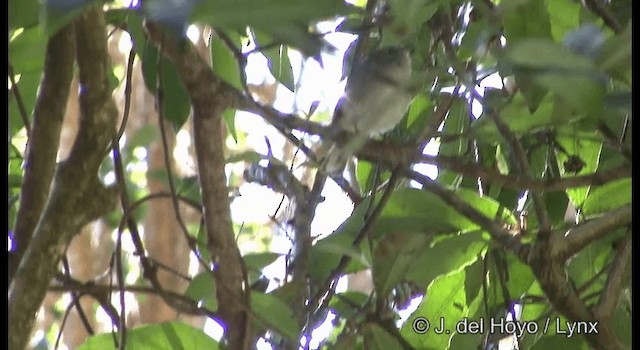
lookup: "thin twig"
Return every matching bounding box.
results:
[54,299,75,350]
[111,143,128,350]
[61,258,95,334]
[8,63,31,137]
[582,0,622,34]
[153,37,200,282]
[307,168,402,326]
[114,48,136,146]
[414,154,631,191]
[594,232,631,319]
[55,259,95,350]
[417,86,460,148]
[214,28,251,96]
[487,111,551,238]
[407,169,526,257]
[52,274,217,319]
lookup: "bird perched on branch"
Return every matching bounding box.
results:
[323,46,414,174]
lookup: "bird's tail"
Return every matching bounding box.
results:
[323,144,352,174]
[321,133,369,175]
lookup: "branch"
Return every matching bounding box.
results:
[488,111,551,236]
[10,25,75,279]
[307,169,401,327]
[527,241,625,350]
[291,170,327,350]
[244,161,309,202]
[417,89,459,149]
[243,158,330,349]
[144,22,250,349]
[51,274,217,319]
[415,154,631,191]
[582,0,622,34]
[9,8,118,350]
[8,63,31,136]
[594,233,631,319]
[406,170,526,257]
[550,205,632,261]
[525,205,631,350]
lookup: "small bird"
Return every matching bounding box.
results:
[323,46,413,174]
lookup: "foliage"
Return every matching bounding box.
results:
[8,0,631,349]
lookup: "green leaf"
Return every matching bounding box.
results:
[405,231,487,290]
[196,224,211,262]
[355,159,375,194]
[308,197,373,282]
[251,291,300,340]
[373,188,517,237]
[9,27,47,74]
[243,252,281,271]
[384,0,441,43]
[265,45,295,92]
[127,124,159,149]
[404,93,433,136]
[78,321,220,349]
[463,259,485,309]
[193,0,355,57]
[141,41,191,130]
[519,279,548,323]
[512,72,549,112]
[226,150,265,164]
[567,229,621,296]
[448,267,486,349]
[554,133,602,208]
[372,231,433,296]
[251,31,296,92]
[9,0,39,29]
[612,297,632,348]
[533,71,605,118]
[309,234,370,281]
[184,272,217,311]
[543,191,570,226]
[177,176,202,203]
[506,39,596,71]
[211,31,242,141]
[504,252,537,299]
[459,18,494,60]
[106,9,147,54]
[329,291,369,318]
[582,178,630,216]
[545,0,581,41]
[439,98,470,157]
[363,323,404,350]
[530,334,590,350]
[401,270,467,349]
[503,0,552,44]
[9,174,23,188]
[192,0,353,30]
[472,93,553,140]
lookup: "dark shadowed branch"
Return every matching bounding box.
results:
[10,26,76,279]
[144,21,251,350]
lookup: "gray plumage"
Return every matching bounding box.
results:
[324,46,413,174]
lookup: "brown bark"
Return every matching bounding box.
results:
[145,22,251,349]
[9,8,118,349]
